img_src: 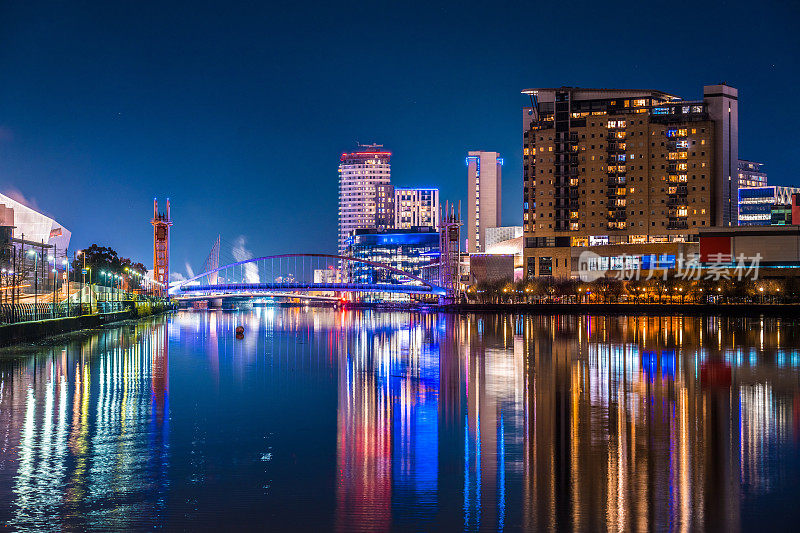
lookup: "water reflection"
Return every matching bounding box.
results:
[0,318,169,530]
[1,310,799,530]
[331,313,800,531]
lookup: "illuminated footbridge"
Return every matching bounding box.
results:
[170,254,446,302]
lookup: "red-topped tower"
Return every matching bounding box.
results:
[151,198,172,295]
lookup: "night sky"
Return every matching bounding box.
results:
[0,0,797,278]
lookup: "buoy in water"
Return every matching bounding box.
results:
[235,325,244,335]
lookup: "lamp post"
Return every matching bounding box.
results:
[47,254,53,295]
[26,250,39,319]
[51,267,57,317]
[76,250,82,313]
[61,258,69,315]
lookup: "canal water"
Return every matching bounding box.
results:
[1,309,800,531]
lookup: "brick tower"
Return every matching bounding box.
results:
[151,198,172,295]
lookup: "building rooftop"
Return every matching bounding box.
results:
[521,87,681,101]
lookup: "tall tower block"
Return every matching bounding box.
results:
[151,198,173,294]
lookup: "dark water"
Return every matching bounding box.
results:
[2,309,800,531]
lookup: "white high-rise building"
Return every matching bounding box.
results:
[466,151,502,253]
[394,188,439,229]
[337,144,392,255]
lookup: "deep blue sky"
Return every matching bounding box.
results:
[1,0,798,278]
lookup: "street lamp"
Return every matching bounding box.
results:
[26,250,39,318]
[61,258,69,312]
[100,271,107,304]
[51,267,58,315]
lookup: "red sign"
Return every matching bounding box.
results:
[699,235,730,263]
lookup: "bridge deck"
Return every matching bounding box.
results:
[180,282,445,295]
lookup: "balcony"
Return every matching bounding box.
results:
[667,220,689,230]
[666,197,687,207]
[606,142,626,152]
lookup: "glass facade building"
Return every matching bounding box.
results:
[738,160,767,188]
[738,186,800,226]
[345,228,439,287]
[0,192,71,251]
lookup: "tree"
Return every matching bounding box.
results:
[72,244,148,289]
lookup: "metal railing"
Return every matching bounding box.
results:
[0,301,131,325]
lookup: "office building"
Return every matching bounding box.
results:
[738,160,767,188]
[771,203,793,226]
[485,226,523,248]
[345,227,439,286]
[338,144,392,256]
[738,186,800,226]
[467,151,502,253]
[394,188,439,229]
[521,84,738,277]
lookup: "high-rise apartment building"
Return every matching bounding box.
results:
[338,144,392,255]
[467,151,502,253]
[738,160,767,188]
[394,188,439,229]
[521,85,739,277]
[375,183,395,230]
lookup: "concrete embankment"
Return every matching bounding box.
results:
[0,303,175,347]
[437,302,800,318]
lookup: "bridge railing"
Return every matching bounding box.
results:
[179,281,443,295]
[172,253,447,298]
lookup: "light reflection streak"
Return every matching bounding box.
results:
[0,311,798,529]
[1,317,170,530]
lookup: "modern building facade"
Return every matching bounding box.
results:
[485,226,523,248]
[467,151,502,253]
[700,225,800,268]
[345,227,439,287]
[468,254,515,285]
[738,186,800,226]
[338,144,392,256]
[0,191,72,252]
[738,160,767,188]
[521,84,738,277]
[394,188,439,229]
